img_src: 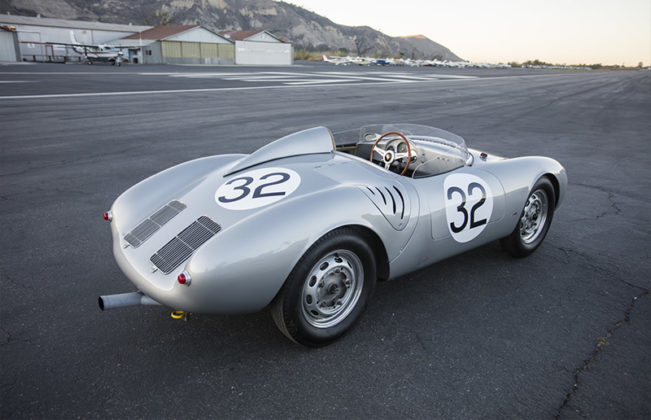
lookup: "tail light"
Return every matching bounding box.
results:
[178,271,191,286]
[103,211,112,222]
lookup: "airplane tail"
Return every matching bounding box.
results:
[70,31,84,54]
[70,30,80,45]
[322,55,329,62]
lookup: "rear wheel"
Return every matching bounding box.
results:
[271,228,377,346]
[500,177,556,257]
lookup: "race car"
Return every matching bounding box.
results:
[99,124,566,346]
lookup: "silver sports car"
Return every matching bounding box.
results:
[99,124,566,346]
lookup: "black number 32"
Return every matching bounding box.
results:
[447,182,487,233]
[218,172,290,203]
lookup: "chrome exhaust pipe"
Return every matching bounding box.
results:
[98,291,160,311]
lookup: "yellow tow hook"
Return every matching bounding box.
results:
[171,310,192,321]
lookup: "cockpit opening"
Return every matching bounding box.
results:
[333,124,471,178]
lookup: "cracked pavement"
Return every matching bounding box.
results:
[1,64,650,418]
[556,290,649,418]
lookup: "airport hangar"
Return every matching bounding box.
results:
[220,30,293,66]
[0,15,150,63]
[0,14,292,65]
[111,25,235,65]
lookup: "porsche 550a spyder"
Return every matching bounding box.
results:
[99,124,566,346]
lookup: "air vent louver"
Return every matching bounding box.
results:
[123,201,186,247]
[150,216,221,274]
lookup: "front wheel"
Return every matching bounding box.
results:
[271,228,377,346]
[500,177,556,257]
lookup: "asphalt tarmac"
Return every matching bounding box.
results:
[1,62,649,419]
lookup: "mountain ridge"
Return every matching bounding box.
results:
[0,0,463,60]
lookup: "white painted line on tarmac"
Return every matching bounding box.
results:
[142,71,321,77]
[311,74,409,82]
[163,72,284,78]
[221,75,308,80]
[431,75,479,79]
[364,74,434,81]
[0,80,419,99]
[0,75,515,100]
[160,71,414,83]
[284,79,367,85]
[0,72,137,75]
[370,72,478,80]
[237,78,343,84]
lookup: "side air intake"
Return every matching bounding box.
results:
[360,184,410,230]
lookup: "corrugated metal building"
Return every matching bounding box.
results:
[0,15,150,62]
[219,30,292,66]
[118,25,234,65]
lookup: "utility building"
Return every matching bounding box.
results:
[219,30,292,66]
[117,25,234,65]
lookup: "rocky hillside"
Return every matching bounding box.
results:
[0,0,463,60]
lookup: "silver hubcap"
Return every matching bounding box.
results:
[520,189,548,244]
[301,250,363,328]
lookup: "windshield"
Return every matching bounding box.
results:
[334,124,470,178]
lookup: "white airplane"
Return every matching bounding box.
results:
[354,56,374,66]
[321,53,511,69]
[69,31,124,65]
[441,60,469,68]
[423,59,445,67]
[322,55,384,66]
[322,55,355,65]
[405,59,423,67]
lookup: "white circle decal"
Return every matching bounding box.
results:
[444,173,493,243]
[215,167,301,210]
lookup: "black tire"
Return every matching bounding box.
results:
[271,227,377,346]
[500,177,556,258]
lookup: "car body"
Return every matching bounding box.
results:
[100,124,567,345]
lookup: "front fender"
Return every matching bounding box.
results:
[483,156,567,234]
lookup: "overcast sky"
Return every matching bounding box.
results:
[285,0,650,65]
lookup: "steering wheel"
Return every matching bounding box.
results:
[369,131,413,176]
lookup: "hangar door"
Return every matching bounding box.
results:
[0,31,18,61]
[161,41,234,61]
[235,41,292,65]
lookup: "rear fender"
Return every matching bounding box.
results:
[181,186,400,313]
